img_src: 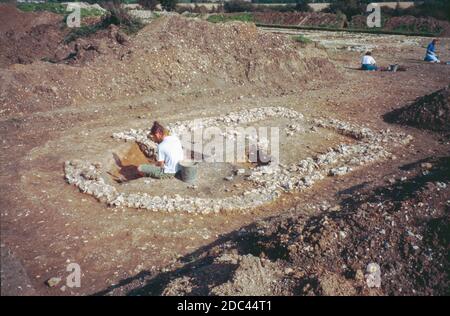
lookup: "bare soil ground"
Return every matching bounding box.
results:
[1,13,449,296]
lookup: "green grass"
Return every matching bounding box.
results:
[17,3,67,14]
[207,13,254,24]
[392,24,443,36]
[17,3,106,18]
[291,35,312,44]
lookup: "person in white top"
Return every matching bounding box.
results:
[361,51,378,71]
[138,121,184,179]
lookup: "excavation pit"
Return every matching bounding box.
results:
[65,107,413,214]
[108,142,260,199]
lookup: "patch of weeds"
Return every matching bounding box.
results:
[64,4,144,43]
[101,2,144,34]
[292,35,312,44]
[207,13,254,23]
[17,3,105,18]
[17,3,67,14]
[64,24,103,44]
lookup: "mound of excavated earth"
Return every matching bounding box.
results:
[252,11,346,28]
[0,15,339,117]
[0,4,66,67]
[150,157,449,296]
[385,85,450,132]
[0,4,129,69]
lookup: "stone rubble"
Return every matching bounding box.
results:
[65,107,413,214]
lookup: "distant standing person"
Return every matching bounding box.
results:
[424,39,440,63]
[361,51,378,71]
[138,121,184,179]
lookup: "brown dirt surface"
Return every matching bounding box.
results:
[253,11,346,28]
[1,12,450,296]
[0,15,338,118]
[0,4,129,69]
[0,4,67,67]
[385,85,450,132]
[149,157,449,296]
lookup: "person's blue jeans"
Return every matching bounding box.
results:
[424,54,440,63]
[362,64,378,71]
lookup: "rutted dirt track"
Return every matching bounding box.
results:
[1,11,450,295]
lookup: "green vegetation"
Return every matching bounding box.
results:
[384,0,450,23]
[64,24,103,43]
[138,0,159,10]
[17,2,68,14]
[64,2,143,43]
[207,13,254,23]
[160,0,178,11]
[391,24,443,35]
[325,0,365,19]
[17,2,105,18]
[223,0,311,13]
[291,34,312,44]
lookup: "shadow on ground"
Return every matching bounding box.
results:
[91,156,449,296]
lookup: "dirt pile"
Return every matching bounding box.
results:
[383,16,450,37]
[384,85,450,132]
[253,11,346,28]
[149,157,449,296]
[351,14,450,36]
[0,4,67,67]
[0,15,339,117]
[0,4,127,68]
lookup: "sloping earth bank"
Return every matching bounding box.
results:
[0,4,122,68]
[252,11,346,28]
[350,14,450,36]
[0,4,66,67]
[0,14,338,118]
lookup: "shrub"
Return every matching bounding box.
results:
[160,0,177,11]
[295,0,312,13]
[224,0,254,13]
[101,1,144,33]
[64,1,144,43]
[138,0,159,10]
[383,0,450,22]
[207,13,254,23]
[292,34,312,44]
[325,0,365,20]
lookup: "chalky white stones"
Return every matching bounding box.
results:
[65,107,413,214]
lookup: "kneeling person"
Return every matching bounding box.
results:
[361,51,378,71]
[138,121,184,179]
[424,39,440,63]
